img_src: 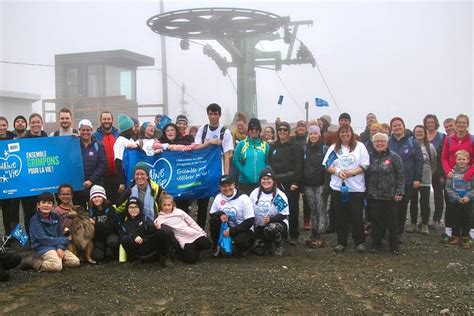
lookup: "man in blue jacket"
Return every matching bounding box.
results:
[389,117,423,237]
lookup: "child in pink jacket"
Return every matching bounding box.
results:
[154,194,211,263]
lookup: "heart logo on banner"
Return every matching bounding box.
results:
[148,157,173,189]
[0,153,22,182]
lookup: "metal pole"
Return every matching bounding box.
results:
[160,0,168,115]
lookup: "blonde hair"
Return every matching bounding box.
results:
[159,193,175,207]
[455,149,470,160]
[455,114,469,126]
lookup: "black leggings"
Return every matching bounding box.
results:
[410,186,431,225]
[181,236,212,264]
[369,199,399,251]
[196,198,209,229]
[1,198,18,236]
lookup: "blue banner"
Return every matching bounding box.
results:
[315,98,329,107]
[0,136,84,199]
[122,146,222,200]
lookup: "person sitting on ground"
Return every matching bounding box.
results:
[445,150,474,249]
[87,185,120,262]
[209,175,255,257]
[54,184,75,233]
[115,162,165,221]
[119,197,173,265]
[154,194,211,264]
[250,168,289,256]
[21,192,80,272]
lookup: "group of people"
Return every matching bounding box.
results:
[0,104,473,281]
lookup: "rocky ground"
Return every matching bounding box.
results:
[1,226,473,314]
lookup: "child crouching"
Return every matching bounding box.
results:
[22,192,80,272]
[88,185,120,262]
[120,197,173,265]
[154,194,211,264]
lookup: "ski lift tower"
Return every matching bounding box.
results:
[147,7,315,119]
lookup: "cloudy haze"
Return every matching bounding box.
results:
[1,0,472,131]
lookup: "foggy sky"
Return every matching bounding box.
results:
[1,0,472,131]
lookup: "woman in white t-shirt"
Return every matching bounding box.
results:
[323,125,370,253]
[249,168,289,256]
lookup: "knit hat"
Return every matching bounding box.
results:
[248,118,262,133]
[118,114,134,133]
[219,174,234,186]
[338,113,351,122]
[259,167,275,181]
[13,115,27,128]
[277,121,291,130]
[131,117,139,125]
[126,197,142,211]
[134,162,151,175]
[176,115,189,125]
[320,115,332,126]
[78,119,93,130]
[89,185,107,201]
[297,120,307,127]
[390,116,405,128]
[308,124,321,135]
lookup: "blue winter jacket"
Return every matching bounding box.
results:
[82,139,107,184]
[93,126,119,142]
[30,212,68,255]
[388,135,423,186]
[232,136,269,185]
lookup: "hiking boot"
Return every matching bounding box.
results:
[18,254,43,271]
[288,237,298,246]
[274,246,283,256]
[406,223,417,233]
[356,243,366,253]
[306,238,324,249]
[368,247,378,254]
[253,245,267,256]
[303,218,311,231]
[391,249,401,256]
[421,225,429,235]
[462,237,471,249]
[211,247,221,258]
[364,224,372,236]
[333,244,345,252]
[159,256,173,267]
[447,236,460,246]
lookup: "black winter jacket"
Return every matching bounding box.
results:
[268,139,303,186]
[302,142,326,187]
[365,149,405,200]
[120,213,156,241]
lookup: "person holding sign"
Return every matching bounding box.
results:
[19,113,48,234]
[194,103,234,229]
[0,116,18,235]
[209,175,254,257]
[250,168,289,256]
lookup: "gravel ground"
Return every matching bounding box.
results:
[1,227,473,314]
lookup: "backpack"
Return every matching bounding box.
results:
[201,124,227,144]
[53,129,78,136]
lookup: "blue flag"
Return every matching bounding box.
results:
[325,150,338,168]
[315,98,329,107]
[277,95,284,105]
[10,224,29,246]
[157,115,172,130]
[218,222,232,255]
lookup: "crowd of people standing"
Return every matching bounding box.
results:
[0,105,473,280]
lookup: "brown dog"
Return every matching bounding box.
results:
[66,206,96,264]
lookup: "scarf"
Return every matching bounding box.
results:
[131,183,155,221]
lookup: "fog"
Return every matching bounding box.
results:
[1,0,472,132]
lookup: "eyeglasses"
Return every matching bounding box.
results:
[249,126,259,131]
[278,128,289,132]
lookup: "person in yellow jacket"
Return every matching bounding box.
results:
[115,162,165,221]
